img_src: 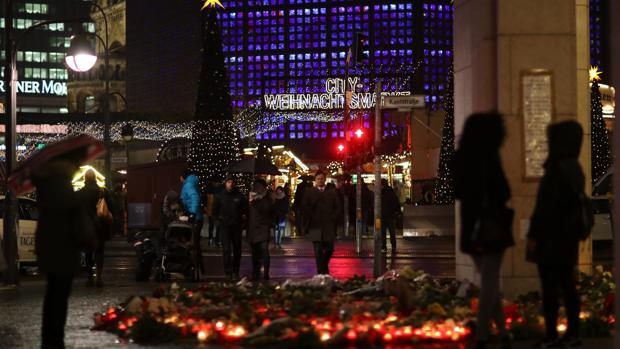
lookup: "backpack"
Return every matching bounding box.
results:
[96,189,114,224]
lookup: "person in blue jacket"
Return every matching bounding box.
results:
[180,170,204,274]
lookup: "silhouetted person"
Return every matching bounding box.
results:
[293,177,312,235]
[380,179,401,254]
[527,120,586,347]
[302,170,340,275]
[273,186,290,248]
[79,170,114,288]
[248,178,274,281]
[213,176,247,280]
[454,112,513,349]
[33,156,88,349]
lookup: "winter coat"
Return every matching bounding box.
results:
[454,151,514,255]
[302,186,341,242]
[78,181,114,241]
[213,188,248,227]
[180,174,203,222]
[33,172,82,276]
[528,121,585,266]
[380,186,401,220]
[248,192,274,244]
[273,195,290,222]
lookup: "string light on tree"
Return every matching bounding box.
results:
[589,65,611,184]
[434,60,455,205]
[189,1,240,192]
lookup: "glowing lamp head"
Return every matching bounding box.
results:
[354,129,364,139]
[65,34,97,72]
[337,144,345,153]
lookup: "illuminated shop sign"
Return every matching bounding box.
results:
[263,77,410,111]
[0,80,67,96]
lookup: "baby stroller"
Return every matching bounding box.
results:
[154,220,200,282]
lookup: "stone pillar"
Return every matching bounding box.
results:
[453,0,591,297]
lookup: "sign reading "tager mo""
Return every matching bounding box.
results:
[0,79,67,96]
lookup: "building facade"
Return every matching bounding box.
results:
[0,1,91,113]
[67,0,126,113]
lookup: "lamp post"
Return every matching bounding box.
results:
[2,0,90,284]
[66,1,111,187]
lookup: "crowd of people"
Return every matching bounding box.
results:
[22,111,594,349]
[161,169,404,281]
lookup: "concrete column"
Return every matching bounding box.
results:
[610,0,620,346]
[454,0,591,297]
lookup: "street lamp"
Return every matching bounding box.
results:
[2,0,90,284]
[66,1,111,189]
[64,34,97,72]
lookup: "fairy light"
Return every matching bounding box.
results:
[197,330,208,342]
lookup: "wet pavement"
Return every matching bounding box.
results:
[0,237,613,348]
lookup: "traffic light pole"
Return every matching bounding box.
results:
[344,48,352,239]
[373,81,384,277]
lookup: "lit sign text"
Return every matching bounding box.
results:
[263,77,410,111]
[0,80,67,96]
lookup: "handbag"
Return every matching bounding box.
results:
[470,162,514,253]
[96,189,114,224]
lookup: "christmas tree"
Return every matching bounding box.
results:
[434,62,455,205]
[188,2,240,192]
[589,66,611,185]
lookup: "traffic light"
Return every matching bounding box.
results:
[354,128,364,139]
[351,32,369,64]
[337,143,345,153]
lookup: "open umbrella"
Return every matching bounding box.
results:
[8,134,105,195]
[227,157,281,175]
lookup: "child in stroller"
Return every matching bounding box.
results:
[154,220,199,282]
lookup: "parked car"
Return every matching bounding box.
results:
[591,170,613,241]
[0,196,39,265]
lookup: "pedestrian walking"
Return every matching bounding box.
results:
[78,170,115,288]
[204,182,218,246]
[527,120,590,348]
[213,176,248,280]
[302,170,340,275]
[34,156,95,349]
[453,112,514,349]
[273,186,290,248]
[248,179,274,281]
[379,179,401,254]
[293,176,312,235]
[180,170,204,274]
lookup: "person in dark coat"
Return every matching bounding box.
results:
[302,170,341,275]
[213,176,248,280]
[380,179,401,254]
[248,179,274,281]
[453,112,513,349]
[33,156,87,349]
[293,177,312,235]
[273,186,290,248]
[78,170,115,288]
[527,120,586,347]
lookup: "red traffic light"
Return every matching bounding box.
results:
[337,144,345,153]
[354,128,364,139]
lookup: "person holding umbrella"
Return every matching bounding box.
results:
[7,135,103,349]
